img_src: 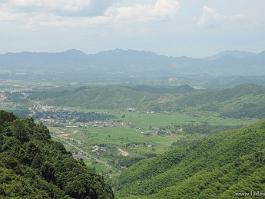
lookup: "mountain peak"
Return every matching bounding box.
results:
[257,50,265,56]
[95,48,161,57]
[63,49,87,55]
[207,50,256,60]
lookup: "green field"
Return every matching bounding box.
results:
[48,109,258,182]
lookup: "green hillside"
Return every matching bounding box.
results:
[117,121,265,199]
[0,111,114,199]
[176,84,265,107]
[27,84,265,119]
[172,84,265,119]
[28,85,194,110]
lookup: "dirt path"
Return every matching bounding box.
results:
[118,148,129,157]
[53,135,112,169]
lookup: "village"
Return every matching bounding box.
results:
[28,104,132,128]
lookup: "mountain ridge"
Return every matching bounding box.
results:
[206,50,256,60]
[0,49,265,76]
[1,48,261,59]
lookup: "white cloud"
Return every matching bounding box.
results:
[0,0,180,27]
[106,0,179,22]
[0,4,17,21]
[195,6,245,27]
[10,0,91,13]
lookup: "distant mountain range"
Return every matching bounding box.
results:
[0,49,265,76]
[206,50,257,60]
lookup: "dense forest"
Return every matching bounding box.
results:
[117,120,265,199]
[0,111,114,199]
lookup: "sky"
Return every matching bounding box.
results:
[0,0,265,57]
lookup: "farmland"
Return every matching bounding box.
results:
[0,82,261,184]
[48,109,256,182]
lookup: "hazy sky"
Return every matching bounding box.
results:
[0,0,265,57]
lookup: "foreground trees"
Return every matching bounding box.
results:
[0,111,114,199]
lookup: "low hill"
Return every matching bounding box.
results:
[174,84,265,118]
[0,111,114,199]
[28,85,195,110]
[117,121,265,199]
[17,84,265,119]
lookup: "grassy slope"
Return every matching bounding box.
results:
[117,121,265,199]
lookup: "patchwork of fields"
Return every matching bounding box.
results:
[0,82,263,190]
[48,109,257,181]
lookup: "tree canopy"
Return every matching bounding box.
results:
[0,111,114,199]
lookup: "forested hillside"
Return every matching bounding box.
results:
[27,84,265,119]
[0,111,114,199]
[28,85,194,110]
[175,84,265,119]
[117,121,265,199]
